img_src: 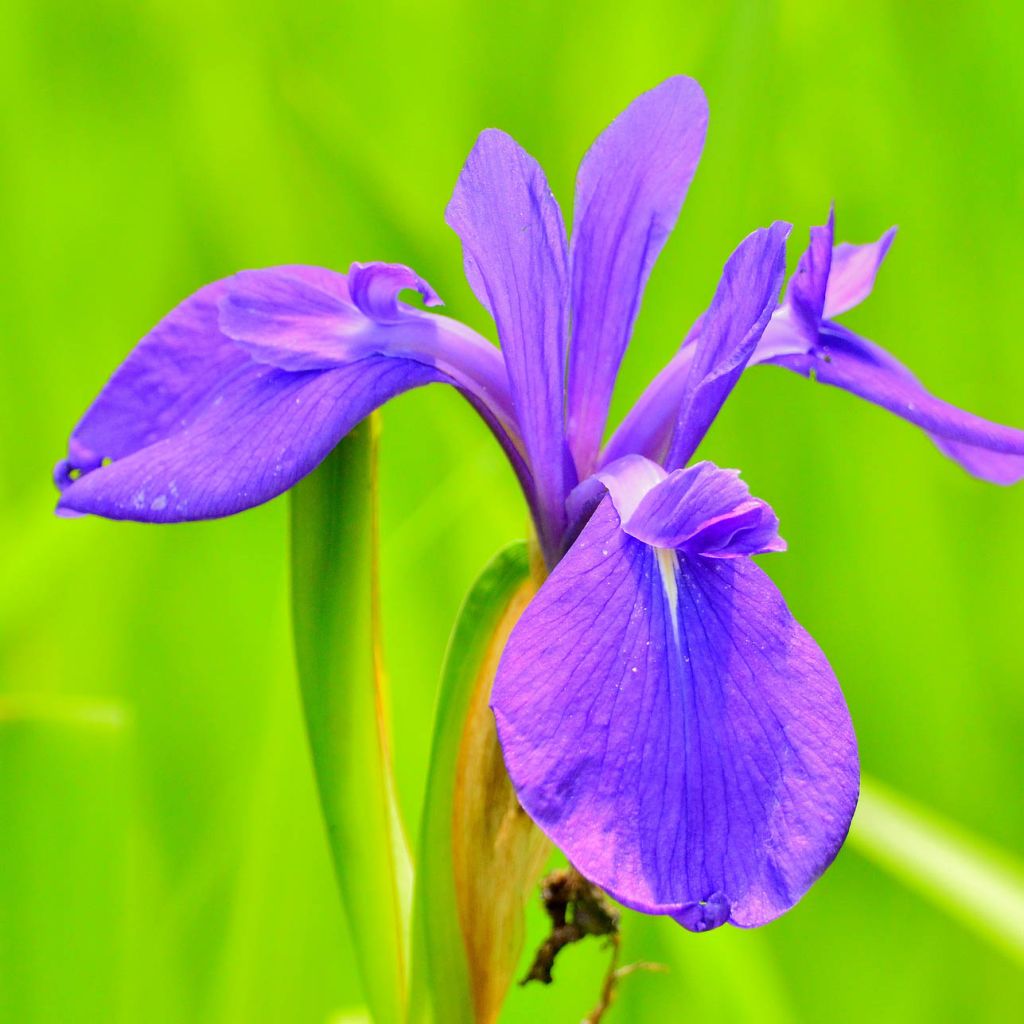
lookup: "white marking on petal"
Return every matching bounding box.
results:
[655,546,681,650]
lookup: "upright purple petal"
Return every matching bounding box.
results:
[446,129,573,562]
[664,222,790,469]
[785,209,833,341]
[600,344,695,467]
[492,492,858,930]
[751,215,1024,484]
[566,76,708,476]
[824,228,897,319]
[764,323,1024,484]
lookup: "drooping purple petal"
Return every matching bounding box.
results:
[446,129,574,562]
[492,494,858,930]
[53,277,247,487]
[58,357,444,520]
[664,222,790,469]
[566,76,708,477]
[824,228,897,319]
[56,265,534,520]
[762,323,1024,484]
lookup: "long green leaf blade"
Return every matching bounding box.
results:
[850,776,1024,963]
[291,415,412,1024]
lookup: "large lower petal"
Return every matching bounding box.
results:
[446,129,573,562]
[492,497,858,930]
[57,356,444,520]
[665,222,790,469]
[566,76,708,477]
[763,323,1024,485]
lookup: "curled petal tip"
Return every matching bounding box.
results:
[673,892,731,932]
[347,261,443,322]
[53,438,103,492]
[53,458,74,492]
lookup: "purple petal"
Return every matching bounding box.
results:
[57,357,444,520]
[765,323,1024,484]
[664,222,790,469]
[785,209,833,341]
[54,277,247,482]
[492,497,859,929]
[347,261,442,322]
[824,228,897,319]
[446,129,573,561]
[626,461,784,556]
[567,76,708,476]
[218,267,370,370]
[56,267,533,520]
[564,452,667,541]
[217,265,516,423]
[600,344,695,467]
[605,215,888,468]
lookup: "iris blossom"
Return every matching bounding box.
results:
[56,77,1024,932]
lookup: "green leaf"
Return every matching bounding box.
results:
[291,415,412,1024]
[408,541,549,1024]
[850,775,1024,963]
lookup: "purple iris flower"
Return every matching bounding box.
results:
[56,77,1024,932]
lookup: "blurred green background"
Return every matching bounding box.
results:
[2,0,1023,1020]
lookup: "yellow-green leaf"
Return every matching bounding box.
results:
[408,542,549,1024]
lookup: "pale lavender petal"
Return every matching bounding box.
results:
[492,497,859,930]
[824,228,897,319]
[446,129,573,561]
[764,323,1024,484]
[665,222,790,469]
[566,453,667,531]
[567,76,708,476]
[625,461,784,556]
[218,267,369,370]
[58,357,443,520]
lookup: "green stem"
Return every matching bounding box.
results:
[290,415,412,1024]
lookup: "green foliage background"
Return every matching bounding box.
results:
[2,1,1022,1020]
